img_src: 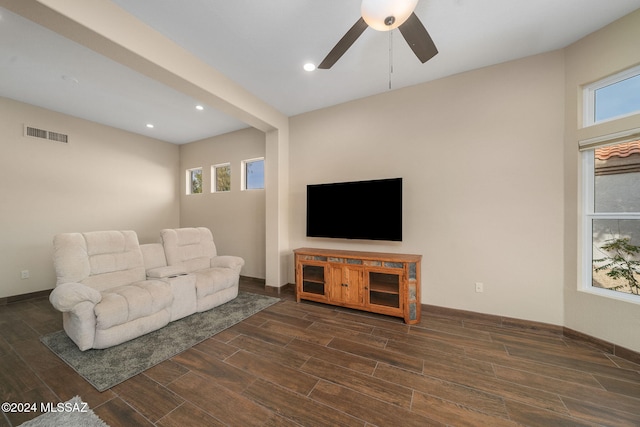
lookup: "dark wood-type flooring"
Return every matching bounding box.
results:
[2,278,640,426]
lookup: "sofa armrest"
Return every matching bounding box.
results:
[49,282,102,312]
[146,266,187,279]
[211,255,245,272]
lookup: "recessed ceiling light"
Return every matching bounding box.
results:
[303,63,316,72]
[146,124,154,129]
[195,105,204,111]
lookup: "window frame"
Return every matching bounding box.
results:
[186,167,203,195]
[583,64,640,127]
[211,162,231,193]
[581,142,640,304]
[242,157,265,191]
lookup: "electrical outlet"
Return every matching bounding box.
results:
[21,270,30,279]
[475,282,483,293]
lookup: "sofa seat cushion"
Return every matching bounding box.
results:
[95,280,173,330]
[194,268,237,299]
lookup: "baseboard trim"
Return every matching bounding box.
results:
[424,304,640,365]
[423,304,563,336]
[563,327,640,365]
[0,289,51,305]
[240,275,295,296]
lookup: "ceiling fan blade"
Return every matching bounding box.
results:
[398,12,438,63]
[318,17,369,69]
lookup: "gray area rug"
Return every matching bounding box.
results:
[40,292,279,391]
[19,396,109,427]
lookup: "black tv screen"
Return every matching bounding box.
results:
[306,178,402,241]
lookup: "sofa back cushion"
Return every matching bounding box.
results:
[53,230,146,292]
[160,227,217,272]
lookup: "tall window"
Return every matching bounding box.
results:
[212,163,231,192]
[243,157,264,190]
[583,140,640,299]
[584,64,640,126]
[187,167,202,195]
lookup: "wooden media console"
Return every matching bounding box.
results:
[294,248,422,324]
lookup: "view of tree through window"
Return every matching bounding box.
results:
[590,141,640,296]
[188,168,202,194]
[214,164,231,192]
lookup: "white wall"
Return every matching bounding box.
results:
[179,128,266,279]
[564,9,640,352]
[290,51,566,325]
[0,96,180,298]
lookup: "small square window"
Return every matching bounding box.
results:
[186,168,202,195]
[212,163,231,192]
[243,158,264,190]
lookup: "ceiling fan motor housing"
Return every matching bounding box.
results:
[361,0,419,31]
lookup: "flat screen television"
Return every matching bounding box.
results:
[306,177,402,241]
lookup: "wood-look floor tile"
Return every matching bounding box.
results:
[143,359,189,386]
[304,313,376,334]
[38,362,116,409]
[286,337,377,375]
[12,339,66,374]
[393,339,495,377]
[411,390,518,427]
[191,336,238,360]
[258,319,334,346]
[0,320,38,344]
[0,336,11,357]
[408,325,509,353]
[0,351,42,400]
[307,321,389,349]
[562,395,640,426]
[225,349,319,395]
[155,402,226,427]
[227,321,293,346]
[253,309,315,329]
[170,348,256,394]
[93,397,155,427]
[168,372,283,427]
[334,311,409,334]
[243,378,364,427]
[412,318,495,342]
[228,334,310,369]
[465,346,606,389]
[374,325,468,355]
[301,357,413,409]
[2,385,59,427]
[374,363,509,418]
[594,374,640,398]
[328,337,424,372]
[2,280,639,427]
[506,344,632,374]
[494,365,640,416]
[310,379,438,426]
[420,358,570,414]
[504,399,601,427]
[113,373,183,423]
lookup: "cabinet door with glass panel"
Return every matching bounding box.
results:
[296,261,329,302]
[365,268,404,317]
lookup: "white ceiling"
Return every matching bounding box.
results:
[2,0,640,144]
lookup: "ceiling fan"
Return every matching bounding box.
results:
[318,0,438,69]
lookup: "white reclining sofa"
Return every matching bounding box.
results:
[49,228,244,351]
[158,227,244,312]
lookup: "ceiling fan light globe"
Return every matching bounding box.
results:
[361,0,419,31]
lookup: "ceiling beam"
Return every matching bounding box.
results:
[0,0,288,133]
